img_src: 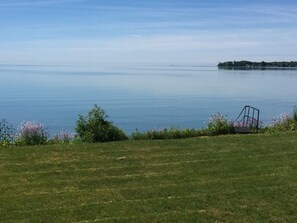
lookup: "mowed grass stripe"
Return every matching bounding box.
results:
[2,181,296,209]
[1,136,295,172]
[0,173,290,197]
[1,153,294,177]
[1,172,293,203]
[1,133,294,163]
[1,147,296,176]
[1,132,297,222]
[1,155,295,193]
[2,183,296,223]
[0,157,226,177]
[2,185,290,215]
[0,171,290,198]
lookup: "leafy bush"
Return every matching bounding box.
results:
[0,119,15,146]
[16,121,49,146]
[75,105,127,143]
[206,113,234,136]
[131,127,205,140]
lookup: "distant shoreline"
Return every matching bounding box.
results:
[218,60,297,69]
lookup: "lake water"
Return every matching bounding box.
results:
[0,64,296,135]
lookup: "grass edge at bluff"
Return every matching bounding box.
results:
[1,132,297,222]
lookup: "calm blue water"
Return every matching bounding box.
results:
[0,64,297,135]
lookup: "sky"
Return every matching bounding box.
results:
[0,0,297,66]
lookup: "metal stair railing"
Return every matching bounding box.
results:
[234,105,260,133]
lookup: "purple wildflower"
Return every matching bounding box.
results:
[17,121,49,145]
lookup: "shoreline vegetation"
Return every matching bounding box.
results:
[1,105,297,146]
[217,60,297,69]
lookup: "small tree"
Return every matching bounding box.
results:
[75,105,127,143]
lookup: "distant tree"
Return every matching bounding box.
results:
[218,60,297,68]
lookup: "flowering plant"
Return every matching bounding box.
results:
[52,129,75,144]
[16,121,49,145]
[268,112,296,132]
[206,113,234,135]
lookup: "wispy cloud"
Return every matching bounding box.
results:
[1,27,296,65]
[0,1,297,65]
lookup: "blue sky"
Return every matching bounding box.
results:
[0,0,297,65]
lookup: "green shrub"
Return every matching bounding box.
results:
[0,119,15,146]
[75,105,127,143]
[131,113,236,141]
[206,113,234,136]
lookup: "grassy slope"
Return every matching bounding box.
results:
[1,133,297,222]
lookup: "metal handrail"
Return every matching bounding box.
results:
[235,105,260,131]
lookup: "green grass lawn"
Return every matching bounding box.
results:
[1,132,297,222]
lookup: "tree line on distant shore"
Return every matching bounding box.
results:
[218,60,297,68]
